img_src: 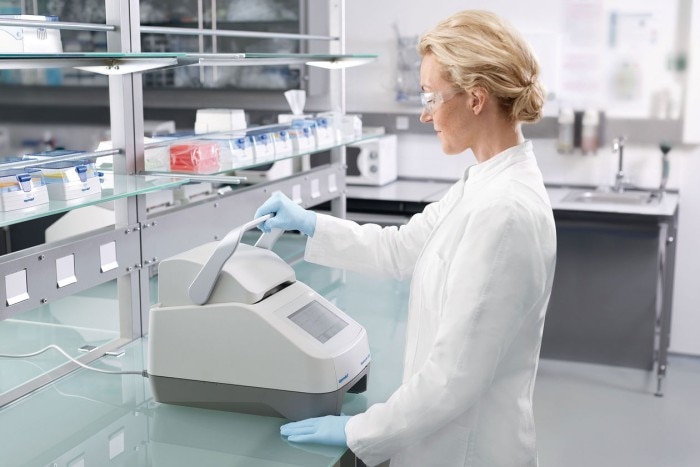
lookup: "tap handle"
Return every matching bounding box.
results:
[660,141,672,156]
[612,136,626,152]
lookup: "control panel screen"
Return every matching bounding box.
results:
[289,301,348,343]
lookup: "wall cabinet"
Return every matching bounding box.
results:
[542,208,678,396]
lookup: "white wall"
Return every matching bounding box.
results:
[344,0,561,114]
[683,0,700,142]
[345,0,700,356]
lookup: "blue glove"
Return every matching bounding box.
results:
[280,415,351,446]
[254,191,317,237]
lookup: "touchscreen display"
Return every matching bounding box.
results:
[289,301,348,343]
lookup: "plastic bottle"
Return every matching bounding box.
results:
[557,107,575,154]
[581,109,599,155]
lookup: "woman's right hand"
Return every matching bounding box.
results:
[254,191,317,237]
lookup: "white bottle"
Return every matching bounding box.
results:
[581,109,599,155]
[557,107,575,154]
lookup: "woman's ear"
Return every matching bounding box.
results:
[469,87,488,116]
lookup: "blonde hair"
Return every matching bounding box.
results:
[418,10,545,123]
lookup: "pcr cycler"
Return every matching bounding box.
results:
[148,215,370,420]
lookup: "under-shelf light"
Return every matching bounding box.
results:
[305,57,376,69]
[75,58,179,75]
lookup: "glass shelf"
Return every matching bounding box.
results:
[0,18,114,33]
[0,52,377,73]
[141,131,382,179]
[0,148,119,171]
[0,52,184,74]
[140,26,332,42]
[0,173,188,229]
[182,52,377,69]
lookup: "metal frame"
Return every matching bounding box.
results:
[0,0,352,409]
[142,164,346,262]
[653,210,679,396]
[0,223,141,320]
[106,0,149,341]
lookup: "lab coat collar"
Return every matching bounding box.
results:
[463,140,534,182]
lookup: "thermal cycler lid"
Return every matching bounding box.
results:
[157,241,295,308]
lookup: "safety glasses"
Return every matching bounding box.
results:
[420,88,463,116]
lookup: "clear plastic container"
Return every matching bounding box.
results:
[581,109,599,155]
[169,142,220,173]
[557,107,575,154]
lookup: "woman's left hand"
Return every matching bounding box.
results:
[280,415,351,446]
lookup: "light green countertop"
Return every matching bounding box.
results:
[0,234,408,467]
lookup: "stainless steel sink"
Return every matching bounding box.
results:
[563,189,659,205]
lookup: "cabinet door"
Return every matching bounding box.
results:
[140,0,303,90]
[542,219,659,370]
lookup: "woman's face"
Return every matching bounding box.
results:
[419,53,473,155]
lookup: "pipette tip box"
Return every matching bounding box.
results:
[36,160,102,201]
[0,168,50,211]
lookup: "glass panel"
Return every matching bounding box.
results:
[0,52,185,59]
[140,0,302,90]
[0,173,187,228]
[143,131,382,176]
[0,279,120,396]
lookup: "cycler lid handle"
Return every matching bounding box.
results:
[188,214,281,306]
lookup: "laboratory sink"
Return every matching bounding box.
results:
[563,189,660,205]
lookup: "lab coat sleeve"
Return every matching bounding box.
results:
[345,197,555,466]
[304,182,462,281]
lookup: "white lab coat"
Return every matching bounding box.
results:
[305,141,556,467]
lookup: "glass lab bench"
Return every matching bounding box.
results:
[0,233,408,467]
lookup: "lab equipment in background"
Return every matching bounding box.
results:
[339,114,364,142]
[143,189,175,213]
[226,0,298,21]
[169,141,220,173]
[0,168,49,211]
[0,126,9,153]
[278,89,312,124]
[581,109,600,155]
[231,125,298,182]
[346,134,398,186]
[148,217,371,420]
[173,182,214,204]
[42,131,56,151]
[144,120,176,138]
[234,159,294,184]
[393,23,421,103]
[287,123,315,154]
[96,137,171,173]
[36,160,101,201]
[94,139,175,212]
[194,109,247,135]
[251,132,275,164]
[25,148,85,161]
[0,15,62,53]
[311,112,363,143]
[204,135,255,169]
[313,117,336,147]
[0,14,63,86]
[557,107,575,154]
[271,128,293,158]
[143,144,170,172]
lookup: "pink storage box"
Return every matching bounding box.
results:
[170,142,220,173]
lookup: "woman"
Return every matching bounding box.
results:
[256,10,557,467]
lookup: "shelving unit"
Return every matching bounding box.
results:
[0,0,375,408]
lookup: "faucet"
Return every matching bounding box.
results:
[612,137,627,192]
[656,141,672,199]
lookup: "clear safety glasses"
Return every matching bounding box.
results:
[420,88,463,116]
